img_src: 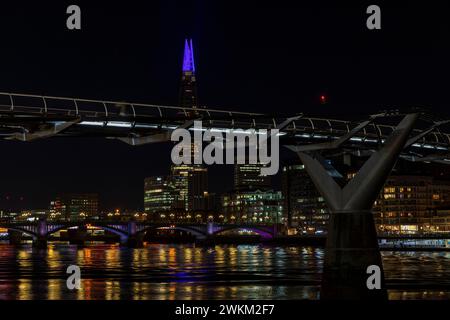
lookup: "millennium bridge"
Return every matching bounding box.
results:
[2,91,450,300]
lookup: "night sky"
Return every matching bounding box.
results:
[0,1,448,211]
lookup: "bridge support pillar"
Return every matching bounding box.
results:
[32,236,48,248]
[8,229,23,245]
[321,209,384,300]
[69,225,87,247]
[121,221,144,248]
[121,234,144,248]
[272,224,283,237]
[295,113,418,300]
[207,221,215,236]
[32,219,48,248]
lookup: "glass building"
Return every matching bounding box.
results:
[144,176,176,220]
[170,164,209,212]
[221,189,284,224]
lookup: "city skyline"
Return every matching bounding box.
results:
[0,9,448,243]
[4,154,450,238]
[0,2,448,211]
[0,2,448,306]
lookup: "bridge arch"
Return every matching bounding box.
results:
[213,226,274,239]
[98,225,129,242]
[45,223,130,242]
[2,226,38,239]
[45,224,74,236]
[137,225,208,240]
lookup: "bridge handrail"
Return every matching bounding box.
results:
[0,92,264,117]
[2,92,450,153]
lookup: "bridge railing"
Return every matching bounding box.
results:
[2,92,450,154]
[0,91,264,121]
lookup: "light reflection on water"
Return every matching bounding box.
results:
[382,251,450,300]
[0,243,448,300]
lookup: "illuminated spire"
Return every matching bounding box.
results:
[179,38,198,109]
[182,39,195,73]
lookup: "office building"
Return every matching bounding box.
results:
[234,164,271,191]
[282,162,329,234]
[50,193,98,221]
[221,189,284,224]
[170,164,209,212]
[144,176,176,219]
[374,175,450,234]
[188,166,209,211]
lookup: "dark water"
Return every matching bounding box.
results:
[0,242,449,300]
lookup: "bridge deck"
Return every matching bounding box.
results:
[1,92,450,163]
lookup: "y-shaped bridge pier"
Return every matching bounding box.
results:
[289,114,420,300]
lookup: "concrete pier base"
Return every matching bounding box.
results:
[68,226,87,247]
[126,238,144,248]
[32,237,48,248]
[69,238,86,247]
[320,210,387,300]
[121,235,144,248]
[8,230,23,245]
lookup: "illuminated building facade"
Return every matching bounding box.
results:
[281,161,331,234]
[234,164,271,191]
[18,209,49,222]
[374,175,450,234]
[143,168,215,222]
[428,207,450,233]
[221,189,284,224]
[188,166,209,211]
[144,176,176,219]
[170,164,209,212]
[170,165,191,210]
[50,193,98,221]
[0,210,19,221]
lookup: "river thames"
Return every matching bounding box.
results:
[0,243,448,300]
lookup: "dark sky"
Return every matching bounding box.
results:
[0,1,448,211]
